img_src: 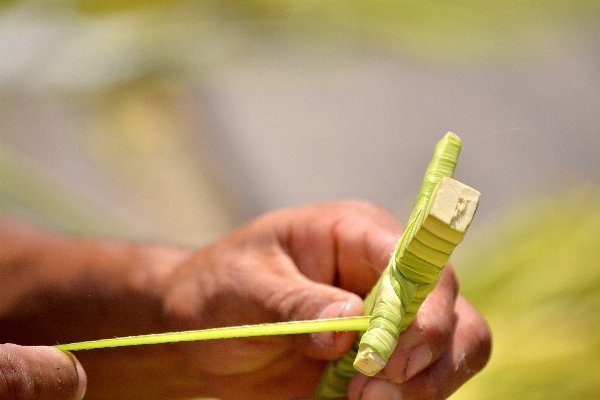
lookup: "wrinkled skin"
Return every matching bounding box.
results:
[0,201,491,400]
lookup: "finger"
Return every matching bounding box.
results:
[380,266,460,384]
[399,296,492,399]
[257,263,365,360]
[272,201,403,296]
[297,285,364,360]
[0,344,87,400]
[346,266,459,400]
[348,296,491,400]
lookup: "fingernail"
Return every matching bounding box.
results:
[74,357,87,400]
[361,378,402,400]
[405,344,432,381]
[311,301,349,347]
[63,351,87,400]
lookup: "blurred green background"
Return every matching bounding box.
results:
[1,1,599,399]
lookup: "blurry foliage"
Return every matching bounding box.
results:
[452,186,600,399]
[0,78,239,245]
[84,79,239,245]
[221,0,600,65]
[2,0,599,88]
[0,142,136,236]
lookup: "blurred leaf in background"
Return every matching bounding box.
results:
[452,186,600,399]
[2,0,599,240]
[0,141,137,236]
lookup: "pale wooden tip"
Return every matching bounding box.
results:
[428,177,480,232]
[353,345,387,376]
[445,131,460,141]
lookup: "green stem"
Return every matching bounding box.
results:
[54,317,370,351]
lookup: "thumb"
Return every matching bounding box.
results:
[283,278,364,361]
[0,344,87,400]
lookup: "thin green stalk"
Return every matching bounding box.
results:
[54,317,370,351]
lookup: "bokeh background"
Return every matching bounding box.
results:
[1,1,599,399]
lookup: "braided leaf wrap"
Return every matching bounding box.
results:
[315,132,480,396]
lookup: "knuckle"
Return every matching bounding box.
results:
[425,316,454,353]
[354,201,399,222]
[421,382,443,400]
[415,268,461,349]
[442,265,460,296]
[466,313,493,372]
[406,372,446,400]
[332,200,399,223]
[416,302,454,352]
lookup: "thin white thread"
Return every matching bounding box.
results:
[473,128,522,145]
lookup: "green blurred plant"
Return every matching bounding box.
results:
[3,0,599,75]
[452,185,600,399]
[0,143,135,236]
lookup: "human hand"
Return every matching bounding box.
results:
[0,344,86,400]
[159,201,491,400]
[1,202,488,399]
[345,267,491,400]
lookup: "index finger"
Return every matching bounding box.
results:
[272,200,402,296]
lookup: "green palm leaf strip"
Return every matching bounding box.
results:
[314,132,480,397]
[54,317,371,351]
